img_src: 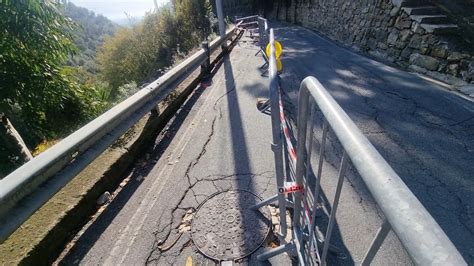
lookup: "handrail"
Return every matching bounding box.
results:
[296,76,466,265]
[267,28,288,237]
[235,15,259,22]
[257,17,268,51]
[0,26,238,243]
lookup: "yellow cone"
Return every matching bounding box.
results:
[276,59,283,72]
[266,41,283,59]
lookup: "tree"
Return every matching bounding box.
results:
[0,0,111,176]
[97,5,180,93]
[97,28,137,91]
[174,0,212,50]
[0,114,32,168]
[61,1,118,73]
[97,0,213,95]
[0,0,78,138]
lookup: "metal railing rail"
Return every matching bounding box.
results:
[252,21,466,265]
[0,26,239,244]
[235,15,259,23]
[251,27,294,260]
[250,21,288,220]
[294,77,466,265]
[257,17,268,52]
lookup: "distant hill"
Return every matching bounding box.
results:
[61,2,119,73]
[111,16,144,27]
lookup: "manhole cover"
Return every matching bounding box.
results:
[191,190,271,261]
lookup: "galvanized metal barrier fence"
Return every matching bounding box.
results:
[257,17,269,52]
[253,20,466,265]
[235,15,259,26]
[0,26,240,244]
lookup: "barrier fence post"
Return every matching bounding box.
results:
[268,29,287,238]
[258,18,264,50]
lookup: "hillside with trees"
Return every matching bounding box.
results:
[97,0,215,91]
[61,2,118,73]
[0,0,216,178]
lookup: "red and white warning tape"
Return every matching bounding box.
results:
[278,90,297,164]
[278,87,314,224]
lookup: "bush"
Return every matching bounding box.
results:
[97,0,213,96]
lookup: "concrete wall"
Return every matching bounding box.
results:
[259,0,474,86]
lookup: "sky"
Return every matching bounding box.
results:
[71,0,169,24]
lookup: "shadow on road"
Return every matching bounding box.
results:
[272,21,474,263]
[238,50,355,264]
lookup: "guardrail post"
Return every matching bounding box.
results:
[200,41,210,75]
[150,106,160,117]
[200,41,212,86]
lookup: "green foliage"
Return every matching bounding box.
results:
[97,27,137,91]
[61,2,117,73]
[0,0,215,176]
[0,0,78,139]
[174,0,212,50]
[97,0,214,94]
[0,0,113,141]
[114,82,140,103]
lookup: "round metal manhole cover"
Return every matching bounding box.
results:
[191,190,271,261]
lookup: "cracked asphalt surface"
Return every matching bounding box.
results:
[60,33,289,265]
[59,23,473,265]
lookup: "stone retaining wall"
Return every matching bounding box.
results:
[260,0,474,90]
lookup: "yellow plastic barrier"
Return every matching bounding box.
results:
[276,59,283,72]
[266,40,283,59]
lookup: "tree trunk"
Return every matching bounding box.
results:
[0,113,33,167]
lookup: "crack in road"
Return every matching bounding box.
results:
[145,80,275,264]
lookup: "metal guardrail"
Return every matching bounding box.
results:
[252,19,466,265]
[0,26,239,244]
[293,77,466,265]
[257,17,268,52]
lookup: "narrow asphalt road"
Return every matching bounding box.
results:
[273,22,473,263]
[59,32,291,265]
[58,23,473,265]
